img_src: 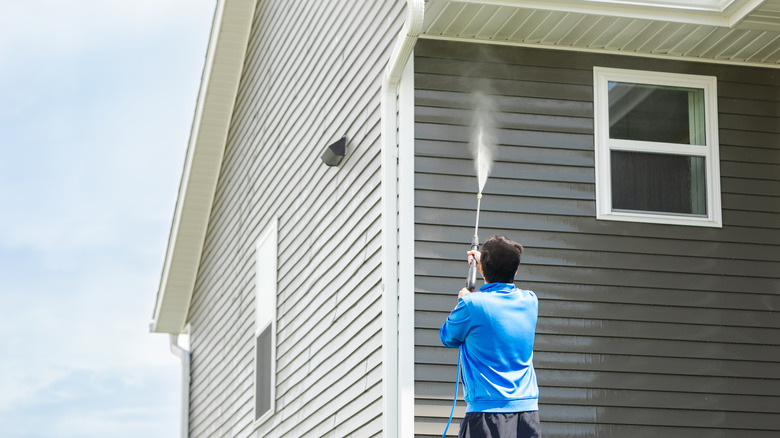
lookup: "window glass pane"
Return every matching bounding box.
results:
[611,151,707,215]
[255,324,272,419]
[608,82,706,145]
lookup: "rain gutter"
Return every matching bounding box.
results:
[169,334,191,438]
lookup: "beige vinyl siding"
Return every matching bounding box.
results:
[414,39,780,437]
[186,0,405,437]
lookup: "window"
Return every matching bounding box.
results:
[254,219,277,423]
[593,67,722,227]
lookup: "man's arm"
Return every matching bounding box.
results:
[439,249,482,347]
[439,297,471,347]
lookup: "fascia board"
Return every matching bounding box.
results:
[151,0,256,334]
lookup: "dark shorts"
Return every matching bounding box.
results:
[458,411,541,438]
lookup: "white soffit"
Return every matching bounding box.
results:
[422,0,780,66]
[151,0,256,334]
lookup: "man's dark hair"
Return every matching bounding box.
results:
[480,235,524,283]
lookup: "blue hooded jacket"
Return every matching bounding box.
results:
[439,283,539,413]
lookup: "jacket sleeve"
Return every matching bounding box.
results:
[439,298,472,347]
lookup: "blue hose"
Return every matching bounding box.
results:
[442,348,461,438]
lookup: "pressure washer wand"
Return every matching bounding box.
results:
[465,193,482,291]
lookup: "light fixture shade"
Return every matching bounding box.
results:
[320,136,347,167]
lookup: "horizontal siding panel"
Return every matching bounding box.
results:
[418,293,780,328]
[416,89,593,117]
[416,122,594,149]
[537,317,780,345]
[415,56,591,86]
[721,161,780,181]
[414,206,780,245]
[417,312,780,345]
[416,364,780,397]
[415,261,779,294]
[414,227,780,262]
[541,386,780,414]
[719,114,780,134]
[415,105,593,134]
[722,209,780,229]
[717,80,780,102]
[414,279,780,313]
[416,399,780,426]
[722,193,780,213]
[416,174,594,200]
[719,129,780,149]
[414,243,777,278]
[417,330,780,363]
[721,177,780,198]
[416,140,595,167]
[416,156,593,182]
[416,383,780,415]
[415,72,593,101]
[541,405,780,430]
[718,97,780,119]
[416,346,780,380]
[537,421,780,438]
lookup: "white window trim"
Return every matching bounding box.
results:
[593,67,723,228]
[253,218,278,427]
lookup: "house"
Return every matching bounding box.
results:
[150,0,780,436]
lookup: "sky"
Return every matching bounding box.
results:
[0,1,216,436]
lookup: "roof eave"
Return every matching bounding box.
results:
[151,0,256,334]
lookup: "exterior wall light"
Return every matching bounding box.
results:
[320,136,346,167]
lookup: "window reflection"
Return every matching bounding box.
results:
[608,82,706,146]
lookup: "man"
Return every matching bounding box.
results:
[439,235,541,438]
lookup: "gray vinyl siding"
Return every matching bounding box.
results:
[414,39,780,437]
[186,1,405,437]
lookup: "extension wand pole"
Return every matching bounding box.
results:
[466,193,482,291]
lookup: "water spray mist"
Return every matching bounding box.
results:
[465,91,496,291]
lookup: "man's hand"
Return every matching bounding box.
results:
[466,251,482,270]
[463,250,483,297]
[467,249,481,271]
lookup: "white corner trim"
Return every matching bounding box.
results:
[397,55,416,438]
[382,1,424,437]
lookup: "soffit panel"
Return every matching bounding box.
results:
[423,0,780,66]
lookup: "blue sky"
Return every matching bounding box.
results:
[0,1,216,436]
